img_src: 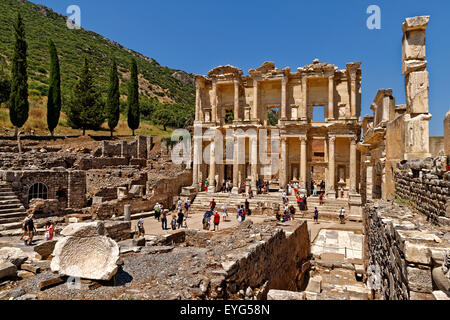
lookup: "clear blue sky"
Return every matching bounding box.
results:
[34,0,450,136]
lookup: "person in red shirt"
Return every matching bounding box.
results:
[213,211,221,231]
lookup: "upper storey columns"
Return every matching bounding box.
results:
[234,80,241,122]
[328,75,335,120]
[280,76,288,121]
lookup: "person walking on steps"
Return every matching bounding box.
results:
[314,207,319,224]
[339,207,346,224]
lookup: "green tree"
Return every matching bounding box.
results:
[127,58,140,136]
[67,58,105,135]
[46,40,61,138]
[105,59,120,137]
[9,13,29,137]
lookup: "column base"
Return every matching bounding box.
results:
[348,192,363,215]
[231,187,239,195]
[207,185,216,193]
[326,189,337,200]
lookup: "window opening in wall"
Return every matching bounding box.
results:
[225,109,234,124]
[28,183,48,203]
[267,107,279,126]
[312,105,325,123]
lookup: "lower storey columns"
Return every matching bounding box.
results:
[280,137,287,189]
[251,137,258,189]
[208,139,216,193]
[326,136,336,199]
[300,136,307,189]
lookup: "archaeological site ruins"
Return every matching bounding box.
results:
[0,15,449,302]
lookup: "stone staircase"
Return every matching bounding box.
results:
[0,182,27,232]
[190,192,362,222]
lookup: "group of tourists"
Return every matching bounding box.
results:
[312,206,347,224]
[20,214,55,246]
[277,205,296,223]
[202,197,253,231]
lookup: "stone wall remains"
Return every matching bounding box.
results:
[394,157,449,226]
[365,200,450,300]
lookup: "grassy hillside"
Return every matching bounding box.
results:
[0,0,195,110]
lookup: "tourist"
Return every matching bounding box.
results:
[203,210,212,230]
[137,217,145,237]
[240,205,246,222]
[304,195,308,211]
[45,221,55,241]
[161,209,168,230]
[221,203,228,222]
[248,187,253,199]
[210,198,216,211]
[154,203,161,221]
[184,200,190,218]
[222,181,226,193]
[204,179,208,192]
[171,212,177,230]
[313,184,318,196]
[213,211,221,231]
[240,183,246,195]
[299,197,304,211]
[287,183,292,196]
[319,193,324,206]
[289,205,296,220]
[177,198,182,211]
[339,207,346,224]
[296,193,301,210]
[237,206,243,222]
[25,215,36,246]
[20,215,30,241]
[177,210,184,229]
[284,204,289,217]
[245,198,250,213]
[340,187,345,199]
[314,207,319,224]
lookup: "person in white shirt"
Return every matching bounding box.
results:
[221,204,228,222]
[339,207,346,224]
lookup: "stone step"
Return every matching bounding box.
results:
[0,216,25,224]
[0,211,27,219]
[0,206,25,213]
[0,221,23,231]
[0,200,22,206]
[0,191,16,197]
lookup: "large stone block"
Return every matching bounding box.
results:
[405,71,429,114]
[407,267,433,293]
[403,114,431,157]
[267,290,305,300]
[402,30,426,61]
[0,247,28,267]
[402,60,427,76]
[33,240,57,260]
[0,261,17,279]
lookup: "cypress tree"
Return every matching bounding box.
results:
[106,59,120,137]
[67,58,104,135]
[127,58,140,136]
[9,12,29,137]
[47,40,61,138]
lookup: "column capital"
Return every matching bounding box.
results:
[329,136,336,144]
[350,135,358,144]
[299,136,308,143]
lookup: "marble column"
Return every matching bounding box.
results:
[192,136,201,189]
[300,136,307,189]
[281,77,288,121]
[212,81,217,123]
[280,137,287,189]
[366,162,373,201]
[326,136,336,199]
[328,75,334,120]
[232,136,239,193]
[350,74,357,118]
[253,79,259,120]
[251,136,258,189]
[349,136,357,193]
[208,139,216,193]
[301,76,307,120]
[195,81,201,122]
[234,80,240,122]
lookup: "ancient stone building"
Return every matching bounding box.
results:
[192,60,363,212]
[360,16,434,201]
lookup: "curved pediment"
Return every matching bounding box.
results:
[207,65,243,79]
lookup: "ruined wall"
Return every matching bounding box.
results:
[394,157,449,226]
[184,221,311,299]
[365,200,450,300]
[92,136,153,159]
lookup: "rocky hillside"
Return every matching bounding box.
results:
[0,0,195,107]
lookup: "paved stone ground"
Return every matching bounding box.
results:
[312,230,363,260]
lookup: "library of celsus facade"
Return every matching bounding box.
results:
[192,59,363,212]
